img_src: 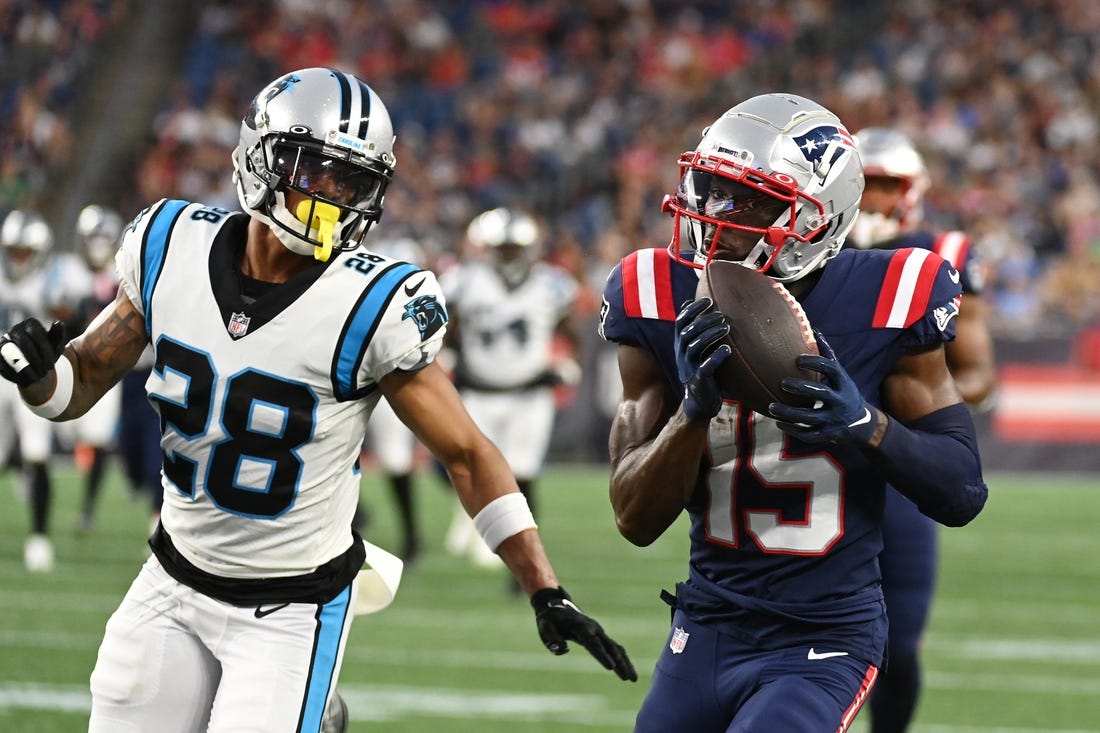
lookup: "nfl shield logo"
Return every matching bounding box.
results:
[228,312,251,338]
[670,626,690,654]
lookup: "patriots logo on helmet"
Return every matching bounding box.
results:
[793,125,855,165]
[402,295,448,341]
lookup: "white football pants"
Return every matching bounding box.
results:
[89,556,356,733]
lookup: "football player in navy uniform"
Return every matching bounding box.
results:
[0,68,634,733]
[599,94,987,733]
[850,126,997,733]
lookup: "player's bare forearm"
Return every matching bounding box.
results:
[383,363,562,593]
[495,530,559,596]
[609,346,703,546]
[61,292,148,418]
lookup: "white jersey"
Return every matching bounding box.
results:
[440,260,576,389]
[116,199,447,579]
[0,252,85,462]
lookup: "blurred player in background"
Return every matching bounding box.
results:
[600,94,988,732]
[0,209,84,571]
[850,126,997,733]
[439,207,581,571]
[360,234,429,565]
[55,205,125,534]
[0,68,633,732]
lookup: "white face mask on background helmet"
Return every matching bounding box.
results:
[232,67,396,262]
[663,92,864,283]
[1,210,53,281]
[75,204,124,271]
[848,126,930,248]
[466,207,540,287]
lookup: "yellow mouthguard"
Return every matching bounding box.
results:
[296,200,340,262]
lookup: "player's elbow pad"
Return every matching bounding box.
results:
[870,403,988,527]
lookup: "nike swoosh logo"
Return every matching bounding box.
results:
[847,408,872,428]
[404,278,426,296]
[807,648,849,660]
[948,268,961,284]
[254,602,290,618]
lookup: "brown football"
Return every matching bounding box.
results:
[695,260,820,415]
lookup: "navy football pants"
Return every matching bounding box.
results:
[635,609,879,733]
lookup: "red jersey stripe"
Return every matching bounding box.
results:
[902,250,943,327]
[933,231,969,269]
[621,249,677,320]
[872,248,942,329]
[872,249,910,328]
[622,252,642,318]
[651,248,677,320]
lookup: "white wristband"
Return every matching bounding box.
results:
[25,355,74,419]
[472,493,537,552]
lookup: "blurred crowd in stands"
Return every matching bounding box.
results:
[4,0,1100,343]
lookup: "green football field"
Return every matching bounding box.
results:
[1,462,1098,732]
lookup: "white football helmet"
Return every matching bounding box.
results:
[664,93,864,283]
[233,67,396,262]
[466,207,540,287]
[848,127,930,248]
[1,209,53,281]
[75,204,124,271]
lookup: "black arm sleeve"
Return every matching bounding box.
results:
[868,402,988,526]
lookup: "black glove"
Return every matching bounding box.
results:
[531,586,637,682]
[0,319,66,388]
[674,298,731,422]
[769,331,878,445]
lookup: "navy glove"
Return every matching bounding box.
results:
[0,319,66,388]
[674,298,731,422]
[531,586,637,682]
[769,331,878,444]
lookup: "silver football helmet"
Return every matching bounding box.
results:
[664,93,864,283]
[75,204,124,271]
[848,127,930,248]
[233,67,396,262]
[466,207,540,287]
[1,209,53,281]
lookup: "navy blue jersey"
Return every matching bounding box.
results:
[599,246,961,660]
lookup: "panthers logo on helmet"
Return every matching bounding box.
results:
[402,295,448,341]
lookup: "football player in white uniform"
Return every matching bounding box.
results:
[0,68,634,732]
[0,209,84,571]
[53,204,126,534]
[439,208,581,569]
